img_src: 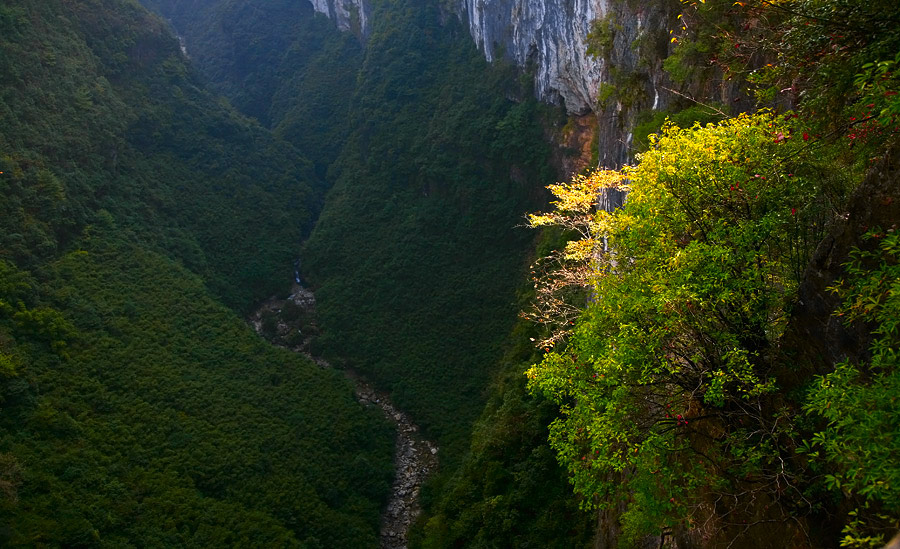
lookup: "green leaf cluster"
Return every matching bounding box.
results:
[527,112,852,542]
[805,231,900,547]
[666,0,900,146]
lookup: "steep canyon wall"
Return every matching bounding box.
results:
[308,0,685,171]
[309,0,371,37]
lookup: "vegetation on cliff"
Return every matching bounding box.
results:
[300,0,555,463]
[519,0,900,545]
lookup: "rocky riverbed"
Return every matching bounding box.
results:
[249,283,438,549]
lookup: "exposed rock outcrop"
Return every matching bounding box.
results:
[309,0,370,38]
[305,0,686,169]
[354,376,438,549]
[452,0,604,115]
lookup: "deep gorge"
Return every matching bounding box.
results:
[1,0,898,547]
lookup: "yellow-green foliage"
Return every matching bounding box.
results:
[527,112,850,542]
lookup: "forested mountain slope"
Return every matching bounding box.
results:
[1,0,322,309]
[0,1,392,545]
[140,0,362,178]
[139,1,601,545]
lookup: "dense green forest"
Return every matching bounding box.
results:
[139,0,362,178]
[301,0,554,464]
[0,0,393,545]
[141,1,599,545]
[0,0,324,309]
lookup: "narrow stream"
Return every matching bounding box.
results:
[250,283,438,549]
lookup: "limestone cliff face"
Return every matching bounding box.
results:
[454,0,753,173]
[307,0,668,113]
[309,0,370,38]
[444,0,675,215]
[306,0,685,170]
[453,0,603,115]
[452,0,681,165]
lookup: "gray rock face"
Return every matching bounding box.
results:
[307,0,709,173]
[453,0,605,115]
[308,0,370,37]
[306,0,676,133]
[305,0,651,115]
[454,0,681,167]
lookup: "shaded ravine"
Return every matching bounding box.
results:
[249,283,438,549]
